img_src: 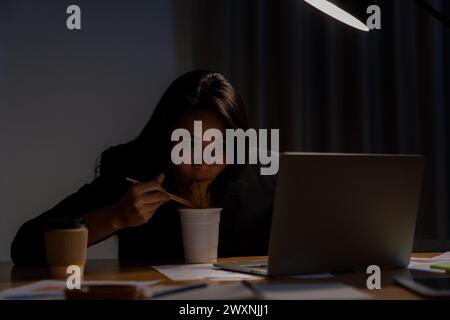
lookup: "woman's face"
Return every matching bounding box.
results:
[169,108,227,192]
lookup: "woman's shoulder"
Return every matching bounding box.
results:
[99,142,142,178]
[99,141,162,182]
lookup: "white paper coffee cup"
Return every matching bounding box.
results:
[178,208,222,264]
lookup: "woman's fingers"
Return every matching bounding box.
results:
[119,173,169,226]
[141,200,167,212]
[155,173,165,184]
[131,174,166,195]
[133,182,164,195]
[138,200,167,222]
[136,192,169,206]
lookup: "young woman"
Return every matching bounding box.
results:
[11,70,275,265]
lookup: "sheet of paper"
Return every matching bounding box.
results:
[152,284,257,300]
[289,273,334,280]
[254,283,371,300]
[408,251,450,273]
[152,264,262,281]
[410,252,450,262]
[0,279,160,300]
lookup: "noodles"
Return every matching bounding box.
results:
[190,181,212,208]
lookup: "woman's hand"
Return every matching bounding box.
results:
[112,173,169,229]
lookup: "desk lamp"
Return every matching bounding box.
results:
[304,0,450,31]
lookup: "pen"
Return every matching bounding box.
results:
[3,292,65,300]
[150,283,207,298]
[242,280,264,300]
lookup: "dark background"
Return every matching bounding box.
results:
[0,0,449,260]
[178,0,450,242]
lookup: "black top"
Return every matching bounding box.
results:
[11,146,276,265]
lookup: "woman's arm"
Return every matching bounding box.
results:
[83,174,169,246]
[82,205,122,246]
[10,175,120,266]
[11,174,168,265]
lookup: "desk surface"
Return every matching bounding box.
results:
[0,253,442,300]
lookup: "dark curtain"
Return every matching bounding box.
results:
[175,0,450,241]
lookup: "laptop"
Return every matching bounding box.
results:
[214,152,424,276]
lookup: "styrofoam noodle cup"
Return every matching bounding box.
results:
[178,208,222,264]
[183,246,219,264]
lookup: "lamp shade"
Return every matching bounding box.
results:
[304,0,376,32]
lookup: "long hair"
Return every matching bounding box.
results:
[97,70,249,182]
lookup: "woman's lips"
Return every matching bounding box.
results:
[193,164,210,172]
[192,165,214,181]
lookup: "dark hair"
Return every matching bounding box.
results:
[97,70,248,181]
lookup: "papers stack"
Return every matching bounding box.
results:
[152,264,262,281]
[408,252,450,273]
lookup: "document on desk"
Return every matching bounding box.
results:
[253,283,371,300]
[152,264,262,281]
[408,252,450,273]
[0,280,161,300]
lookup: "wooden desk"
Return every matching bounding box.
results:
[0,253,444,300]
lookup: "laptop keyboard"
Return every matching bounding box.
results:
[245,264,268,269]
